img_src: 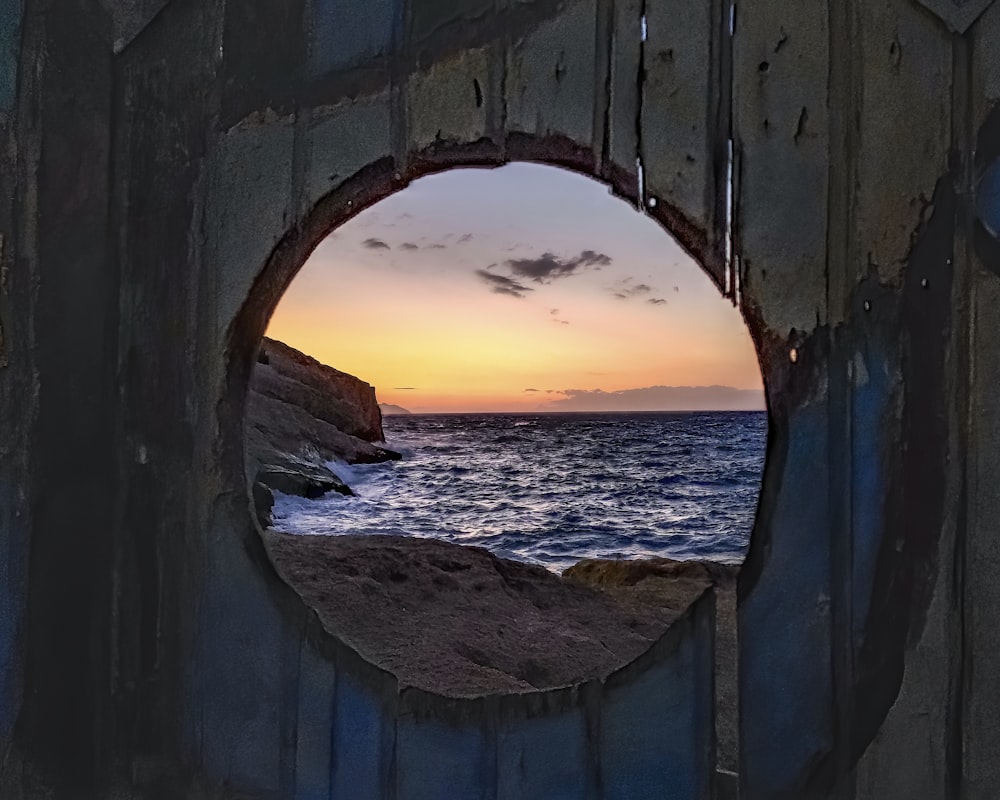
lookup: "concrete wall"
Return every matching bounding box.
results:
[0,0,998,796]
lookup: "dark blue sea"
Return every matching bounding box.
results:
[272,411,767,572]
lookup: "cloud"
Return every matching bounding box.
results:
[545,386,766,412]
[673,286,680,292]
[475,270,534,298]
[552,319,570,325]
[647,298,667,306]
[428,243,447,250]
[363,238,391,250]
[457,233,473,243]
[611,279,654,300]
[503,249,613,284]
[524,388,540,393]
[579,250,613,266]
[400,242,419,251]
[393,386,416,390]
[549,308,560,315]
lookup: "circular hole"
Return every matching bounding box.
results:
[758,61,770,73]
[240,163,769,779]
[236,159,769,784]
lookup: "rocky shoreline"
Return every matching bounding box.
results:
[246,337,400,515]
[250,340,738,769]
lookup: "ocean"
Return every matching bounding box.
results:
[272,411,767,572]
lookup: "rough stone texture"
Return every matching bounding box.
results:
[505,0,598,155]
[206,117,298,343]
[407,48,490,152]
[245,337,399,499]
[306,95,393,210]
[246,390,393,468]
[854,0,952,287]
[734,0,830,337]
[605,0,641,198]
[255,337,384,442]
[264,532,710,696]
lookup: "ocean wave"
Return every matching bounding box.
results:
[273,411,766,572]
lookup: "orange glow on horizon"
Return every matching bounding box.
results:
[264,165,765,414]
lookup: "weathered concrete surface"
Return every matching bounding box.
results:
[639,0,730,286]
[0,0,999,796]
[0,0,27,758]
[0,0,22,112]
[564,557,740,773]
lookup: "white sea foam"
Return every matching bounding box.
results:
[272,411,767,572]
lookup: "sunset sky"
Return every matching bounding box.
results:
[266,163,764,413]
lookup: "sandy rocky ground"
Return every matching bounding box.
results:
[263,531,738,771]
[250,339,739,772]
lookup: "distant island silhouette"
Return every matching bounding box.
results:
[543,385,765,412]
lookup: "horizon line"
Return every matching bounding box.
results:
[383,407,768,415]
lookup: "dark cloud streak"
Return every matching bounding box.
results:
[503,249,612,284]
[475,270,534,298]
[612,280,654,300]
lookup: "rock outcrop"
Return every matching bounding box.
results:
[246,338,400,510]
[262,532,713,697]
